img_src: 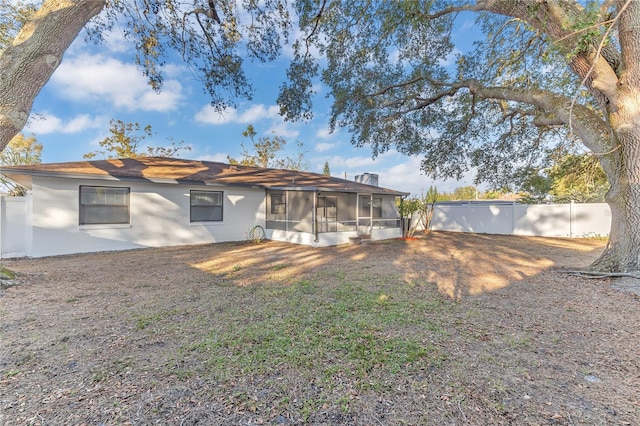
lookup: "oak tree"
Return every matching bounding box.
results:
[0,0,291,150]
[520,153,608,203]
[281,1,640,273]
[547,154,608,203]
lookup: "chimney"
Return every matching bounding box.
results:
[354,173,379,187]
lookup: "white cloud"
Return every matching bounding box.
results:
[319,151,466,195]
[373,156,476,196]
[25,115,63,135]
[195,103,280,125]
[65,114,106,133]
[329,155,377,169]
[266,122,299,139]
[194,103,301,144]
[315,142,337,152]
[242,104,280,122]
[51,54,183,112]
[194,153,230,163]
[82,131,111,151]
[377,157,429,194]
[162,63,187,79]
[25,113,106,135]
[102,30,131,54]
[195,106,238,124]
[139,80,184,110]
[315,126,336,140]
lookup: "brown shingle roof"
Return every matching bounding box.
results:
[0,157,407,195]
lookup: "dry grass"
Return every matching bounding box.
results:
[1,232,638,425]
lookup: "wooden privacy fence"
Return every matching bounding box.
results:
[425,202,611,238]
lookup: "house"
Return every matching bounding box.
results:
[0,157,408,258]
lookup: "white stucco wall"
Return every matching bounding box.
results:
[28,176,266,257]
[267,227,402,247]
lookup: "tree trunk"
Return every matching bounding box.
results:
[593,173,640,272]
[593,187,636,272]
[596,126,640,271]
[0,0,106,151]
[587,2,640,272]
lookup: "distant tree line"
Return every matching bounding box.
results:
[420,152,607,204]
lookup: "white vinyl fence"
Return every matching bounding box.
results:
[0,195,31,258]
[428,202,611,238]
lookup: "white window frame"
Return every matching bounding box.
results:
[79,185,130,225]
[190,190,224,222]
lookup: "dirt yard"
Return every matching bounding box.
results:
[1,232,638,425]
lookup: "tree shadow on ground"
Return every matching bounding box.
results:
[391,231,604,300]
[162,231,605,301]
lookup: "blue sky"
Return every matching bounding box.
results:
[23,14,478,197]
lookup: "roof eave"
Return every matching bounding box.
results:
[269,186,407,196]
[0,163,409,196]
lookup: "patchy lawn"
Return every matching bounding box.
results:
[1,232,638,425]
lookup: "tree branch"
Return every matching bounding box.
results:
[390,86,459,116]
[0,0,106,151]
[364,76,430,98]
[366,75,611,155]
[305,0,328,54]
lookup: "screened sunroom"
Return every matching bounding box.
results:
[265,188,403,246]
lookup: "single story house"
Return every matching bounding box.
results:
[0,157,408,258]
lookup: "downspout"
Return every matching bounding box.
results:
[285,190,289,233]
[356,194,359,235]
[569,200,574,238]
[369,193,373,236]
[314,190,319,243]
[400,195,408,238]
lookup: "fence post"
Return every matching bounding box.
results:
[0,196,4,259]
[26,194,33,256]
[511,202,517,234]
[570,200,574,238]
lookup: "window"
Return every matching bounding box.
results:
[317,196,338,232]
[358,196,382,218]
[270,192,286,215]
[372,197,382,218]
[190,190,223,222]
[79,186,130,225]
